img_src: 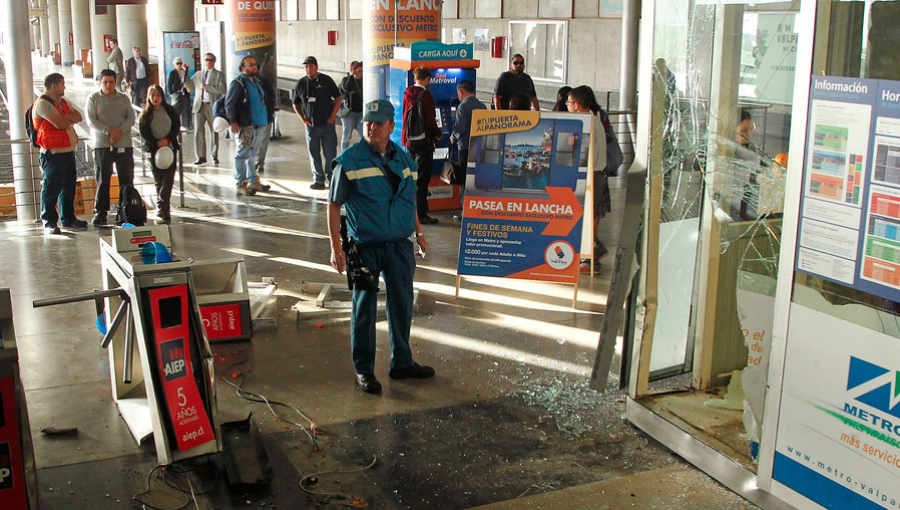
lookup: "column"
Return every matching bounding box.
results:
[223,0,276,86]
[46,0,59,59]
[5,0,39,221]
[38,0,50,57]
[90,0,117,76]
[57,0,74,65]
[362,0,440,102]
[116,4,148,63]
[70,0,91,68]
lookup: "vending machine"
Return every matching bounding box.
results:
[389,41,479,211]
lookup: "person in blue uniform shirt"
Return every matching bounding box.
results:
[327,99,435,394]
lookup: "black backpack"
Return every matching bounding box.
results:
[215,77,249,121]
[116,185,147,226]
[404,90,427,140]
[25,94,53,148]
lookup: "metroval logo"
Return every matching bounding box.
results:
[847,356,900,418]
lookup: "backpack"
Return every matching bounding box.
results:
[214,77,249,121]
[25,94,54,148]
[116,185,147,226]
[599,109,624,176]
[404,90,428,141]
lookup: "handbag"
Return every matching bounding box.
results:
[337,96,351,118]
[601,110,624,176]
[440,145,466,185]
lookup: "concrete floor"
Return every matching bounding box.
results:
[3,59,761,509]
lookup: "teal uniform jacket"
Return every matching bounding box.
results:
[330,140,419,244]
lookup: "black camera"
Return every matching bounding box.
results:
[340,215,379,292]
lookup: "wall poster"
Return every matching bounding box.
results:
[457,110,592,284]
[795,75,900,302]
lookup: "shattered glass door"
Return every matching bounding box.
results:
[634,0,797,467]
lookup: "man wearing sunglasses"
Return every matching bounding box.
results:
[185,53,226,165]
[492,54,540,111]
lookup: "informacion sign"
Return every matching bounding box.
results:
[0,378,27,509]
[774,305,900,509]
[796,75,900,301]
[457,111,590,283]
[148,285,214,452]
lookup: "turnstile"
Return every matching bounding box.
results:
[0,288,38,510]
[34,226,222,465]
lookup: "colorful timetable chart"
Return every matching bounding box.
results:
[846,153,863,205]
[813,124,849,151]
[861,184,900,289]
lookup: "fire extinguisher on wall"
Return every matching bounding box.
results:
[491,37,504,59]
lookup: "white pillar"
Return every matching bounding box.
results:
[46,0,59,57]
[89,0,116,76]
[70,0,90,67]
[5,0,39,221]
[57,0,74,65]
[116,4,148,62]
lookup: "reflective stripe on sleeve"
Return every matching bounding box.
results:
[345,167,384,180]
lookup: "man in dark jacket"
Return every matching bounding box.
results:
[224,55,271,196]
[125,46,151,107]
[401,66,442,225]
[339,61,364,152]
[493,54,540,111]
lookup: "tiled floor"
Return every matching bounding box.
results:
[2,58,760,509]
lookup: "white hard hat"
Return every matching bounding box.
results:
[213,117,230,134]
[155,146,174,170]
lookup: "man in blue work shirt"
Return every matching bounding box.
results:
[293,56,342,190]
[327,99,435,394]
[224,55,271,196]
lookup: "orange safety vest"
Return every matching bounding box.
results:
[32,97,76,150]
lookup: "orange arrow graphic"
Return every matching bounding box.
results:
[463,187,584,236]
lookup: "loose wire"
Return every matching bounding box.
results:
[299,455,378,500]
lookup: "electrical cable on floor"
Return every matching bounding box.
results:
[221,349,320,449]
[133,459,218,509]
[299,454,378,505]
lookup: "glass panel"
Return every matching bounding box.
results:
[306,0,317,20]
[791,1,900,338]
[475,0,501,18]
[287,0,299,21]
[509,21,567,83]
[539,0,573,18]
[325,0,338,20]
[641,0,799,471]
[349,0,362,19]
[442,0,458,19]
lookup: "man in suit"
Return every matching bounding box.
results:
[106,39,124,91]
[124,46,151,107]
[185,52,226,165]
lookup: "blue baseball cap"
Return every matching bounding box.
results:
[362,99,394,123]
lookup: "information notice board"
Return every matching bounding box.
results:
[796,75,900,302]
[457,111,591,283]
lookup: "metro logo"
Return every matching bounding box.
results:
[160,339,187,382]
[847,356,900,418]
[0,442,12,490]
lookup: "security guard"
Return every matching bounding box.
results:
[327,99,434,394]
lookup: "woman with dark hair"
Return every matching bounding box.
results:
[552,85,573,112]
[139,84,180,224]
[508,92,532,111]
[568,85,611,271]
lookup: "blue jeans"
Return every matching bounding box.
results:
[350,238,416,374]
[255,122,272,172]
[233,125,267,186]
[39,151,77,227]
[340,112,363,152]
[305,123,338,185]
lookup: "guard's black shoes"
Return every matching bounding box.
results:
[389,363,435,380]
[355,373,382,394]
[193,158,207,165]
[419,215,439,225]
[62,219,88,231]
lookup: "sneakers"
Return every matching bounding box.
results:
[212,157,219,165]
[92,212,107,226]
[61,219,88,231]
[389,363,435,380]
[236,182,248,196]
[248,181,271,193]
[157,211,171,225]
[310,182,327,191]
[44,224,61,235]
[355,373,382,394]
